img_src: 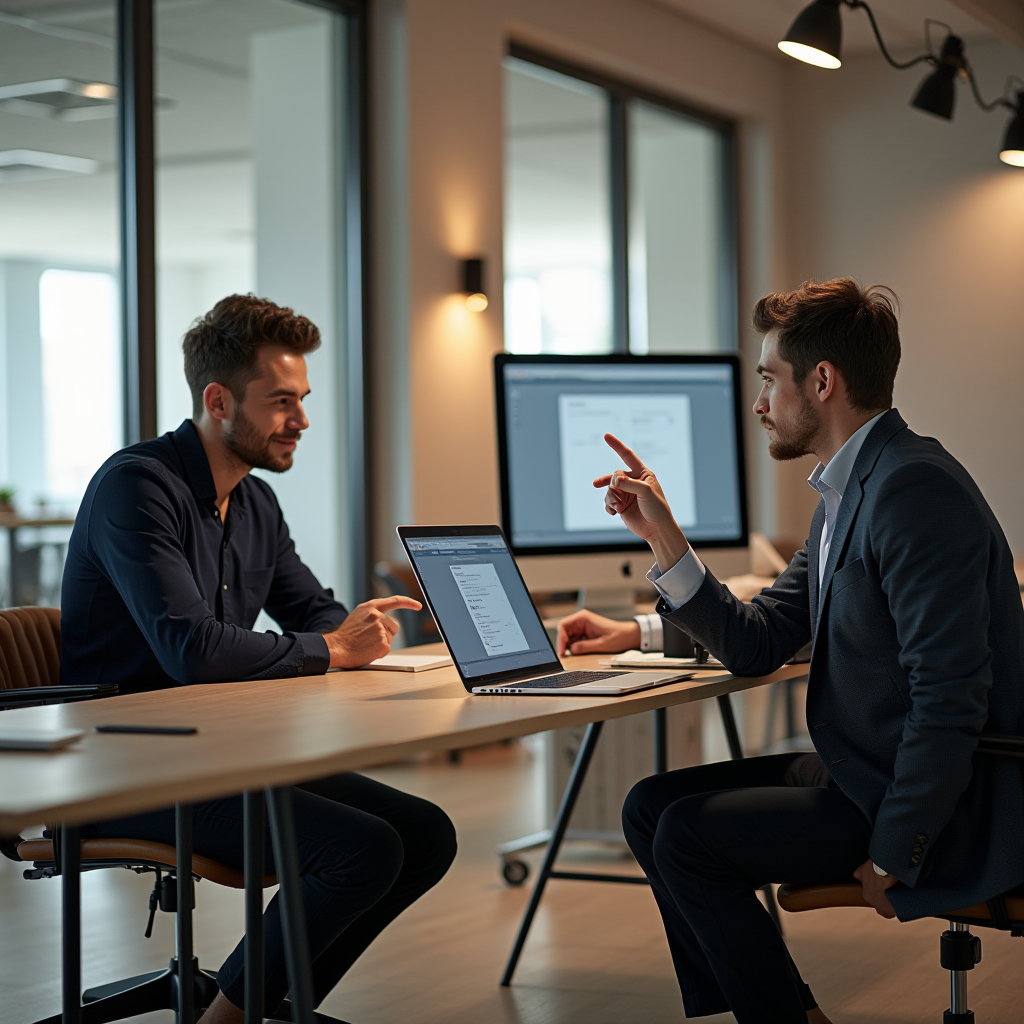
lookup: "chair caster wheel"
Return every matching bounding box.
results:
[502,859,530,886]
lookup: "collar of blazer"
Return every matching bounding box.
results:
[811,408,907,625]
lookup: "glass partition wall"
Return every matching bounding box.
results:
[0,0,367,608]
[504,48,736,356]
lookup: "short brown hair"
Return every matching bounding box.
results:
[753,278,901,411]
[183,294,321,416]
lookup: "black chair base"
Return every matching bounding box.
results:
[29,959,351,1024]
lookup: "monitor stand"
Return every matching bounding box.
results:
[577,586,637,621]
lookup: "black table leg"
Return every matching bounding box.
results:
[176,804,195,1024]
[243,790,265,1024]
[61,823,82,1024]
[266,786,315,1024]
[653,707,668,774]
[501,719,604,987]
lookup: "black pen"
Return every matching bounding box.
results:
[96,725,198,735]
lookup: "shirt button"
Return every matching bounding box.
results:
[223,584,228,590]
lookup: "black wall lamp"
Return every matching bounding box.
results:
[461,257,488,312]
[779,0,1024,167]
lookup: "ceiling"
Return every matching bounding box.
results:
[650,0,998,57]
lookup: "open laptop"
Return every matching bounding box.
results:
[397,525,691,696]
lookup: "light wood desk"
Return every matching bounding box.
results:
[0,650,807,1024]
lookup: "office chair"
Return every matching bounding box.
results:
[776,733,1024,1023]
[0,606,344,1024]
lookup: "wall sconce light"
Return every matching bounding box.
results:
[462,257,488,312]
[1000,91,1024,166]
[778,1,1024,167]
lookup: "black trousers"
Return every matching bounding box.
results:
[88,773,457,1015]
[622,753,872,1023]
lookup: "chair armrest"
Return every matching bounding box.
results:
[976,733,1024,758]
[0,684,119,709]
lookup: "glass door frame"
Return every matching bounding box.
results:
[507,42,738,355]
[117,0,373,598]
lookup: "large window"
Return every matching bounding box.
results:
[0,0,368,610]
[504,49,735,356]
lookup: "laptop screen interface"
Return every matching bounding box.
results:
[405,535,555,680]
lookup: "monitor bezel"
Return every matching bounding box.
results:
[494,352,750,556]
[396,524,565,690]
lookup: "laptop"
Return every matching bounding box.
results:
[397,525,691,696]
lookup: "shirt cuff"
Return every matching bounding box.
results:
[633,613,664,652]
[292,631,332,675]
[647,549,707,611]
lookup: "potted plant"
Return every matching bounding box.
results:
[0,486,15,514]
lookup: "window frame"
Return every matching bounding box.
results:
[506,43,738,355]
[116,0,372,598]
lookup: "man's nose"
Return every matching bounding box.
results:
[291,403,310,431]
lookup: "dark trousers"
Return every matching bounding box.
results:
[88,773,457,1015]
[622,753,872,1023]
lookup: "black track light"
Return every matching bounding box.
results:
[911,35,965,120]
[1000,91,1024,167]
[778,0,843,69]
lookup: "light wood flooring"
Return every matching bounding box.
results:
[2,741,1021,1024]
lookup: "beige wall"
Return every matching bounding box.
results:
[372,0,792,561]
[784,38,1024,552]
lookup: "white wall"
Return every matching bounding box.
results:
[784,37,1024,551]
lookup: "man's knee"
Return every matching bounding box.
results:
[399,798,458,884]
[622,773,665,841]
[650,798,718,881]
[313,814,404,903]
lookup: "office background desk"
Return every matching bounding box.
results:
[0,652,806,1024]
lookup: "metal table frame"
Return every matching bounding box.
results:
[500,692,784,986]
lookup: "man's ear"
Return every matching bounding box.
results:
[203,382,233,422]
[811,361,838,404]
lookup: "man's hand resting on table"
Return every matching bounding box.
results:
[324,596,422,669]
[557,610,640,657]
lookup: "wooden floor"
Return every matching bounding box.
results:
[2,741,1022,1024]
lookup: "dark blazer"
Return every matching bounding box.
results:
[661,409,1024,920]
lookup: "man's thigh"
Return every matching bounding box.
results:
[659,784,871,886]
[625,752,817,826]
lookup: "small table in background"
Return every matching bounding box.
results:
[0,513,75,607]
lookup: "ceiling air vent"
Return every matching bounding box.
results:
[0,79,117,121]
[0,150,101,184]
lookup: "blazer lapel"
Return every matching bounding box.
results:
[808,499,825,627]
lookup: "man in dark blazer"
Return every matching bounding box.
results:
[556,278,1024,1023]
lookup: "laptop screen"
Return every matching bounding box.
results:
[401,530,558,682]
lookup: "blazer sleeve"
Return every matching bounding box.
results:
[659,538,813,677]
[867,461,993,886]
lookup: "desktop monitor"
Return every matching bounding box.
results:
[494,353,750,596]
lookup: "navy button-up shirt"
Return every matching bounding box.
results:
[61,420,347,694]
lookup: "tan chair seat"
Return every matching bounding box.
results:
[17,838,277,889]
[776,881,1024,923]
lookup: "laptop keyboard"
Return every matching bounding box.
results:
[510,671,622,689]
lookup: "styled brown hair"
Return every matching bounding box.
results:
[753,278,901,411]
[183,294,321,417]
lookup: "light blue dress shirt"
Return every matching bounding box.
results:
[633,412,887,649]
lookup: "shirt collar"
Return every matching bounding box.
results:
[171,419,217,502]
[807,411,887,499]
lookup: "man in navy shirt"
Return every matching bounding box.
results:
[62,295,456,1023]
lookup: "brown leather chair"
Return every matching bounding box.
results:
[776,736,1024,1023]
[0,607,341,1024]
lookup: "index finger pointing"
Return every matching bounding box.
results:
[604,433,645,474]
[371,596,423,612]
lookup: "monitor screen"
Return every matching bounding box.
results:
[401,529,558,682]
[495,354,748,555]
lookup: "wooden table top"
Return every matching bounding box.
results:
[0,513,75,529]
[0,646,807,836]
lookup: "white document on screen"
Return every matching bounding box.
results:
[558,393,698,532]
[449,563,530,657]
